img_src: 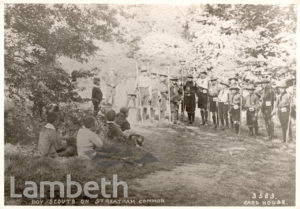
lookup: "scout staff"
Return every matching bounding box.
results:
[260,79,276,141]
[136,67,151,121]
[184,74,196,124]
[158,73,169,120]
[217,80,230,129]
[229,84,241,135]
[91,77,103,116]
[276,80,293,143]
[196,71,209,125]
[244,84,260,136]
[170,76,181,124]
[208,76,219,129]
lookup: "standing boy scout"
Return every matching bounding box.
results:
[208,76,220,129]
[218,80,230,129]
[105,70,118,106]
[276,80,293,143]
[184,74,196,124]
[260,79,276,141]
[196,71,209,125]
[150,72,159,119]
[158,73,169,120]
[229,85,241,135]
[91,77,103,116]
[244,84,260,136]
[170,76,181,124]
[137,68,151,120]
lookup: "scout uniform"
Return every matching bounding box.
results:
[105,71,118,106]
[137,68,151,120]
[218,80,230,129]
[228,77,239,128]
[229,85,241,134]
[125,81,137,108]
[244,84,260,136]
[150,72,159,119]
[208,76,220,128]
[260,80,276,140]
[184,74,196,124]
[276,81,292,142]
[158,73,169,120]
[91,77,103,116]
[196,71,209,125]
[170,76,181,124]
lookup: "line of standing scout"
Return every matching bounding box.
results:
[132,66,295,143]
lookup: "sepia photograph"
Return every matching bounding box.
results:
[3,1,297,206]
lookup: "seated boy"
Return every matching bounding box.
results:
[76,116,104,159]
[107,109,144,147]
[115,107,131,131]
[38,112,64,157]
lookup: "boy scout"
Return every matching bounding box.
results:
[184,74,196,124]
[208,76,220,129]
[218,80,230,129]
[260,79,276,141]
[170,76,181,124]
[244,84,260,136]
[158,73,169,120]
[150,72,159,119]
[137,68,151,120]
[276,80,293,143]
[91,77,103,116]
[105,70,118,106]
[196,71,209,125]
[229,85,241,135]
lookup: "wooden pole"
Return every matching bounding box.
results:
[136,61,143,123]
[285,80,295,143]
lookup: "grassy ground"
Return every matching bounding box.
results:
[5,113,295,206]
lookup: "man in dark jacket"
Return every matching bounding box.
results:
[92,77,103,116]
[184,74,196,124]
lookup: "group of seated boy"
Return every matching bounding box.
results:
[38,106,144,159]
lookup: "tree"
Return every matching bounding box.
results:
[5,4,120,108]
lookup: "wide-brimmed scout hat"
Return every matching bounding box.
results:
[220,80,229,87]
[159,73,168,77]
[228,77,238,82]
[187,74,193,78]
[246,84,256,90]
[170,76,179,81]
[229,84,240,91]
[210,76,218,81]
[276,80,287,88]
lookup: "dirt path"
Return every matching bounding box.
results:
[127,122,295,206]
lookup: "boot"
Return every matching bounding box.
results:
[249,127,253,136]
[191,112,195,123]
[212,114,217,129]
[254,126,258,136]
[200,110,205,125]
[188,113,192,124]
[204,110,208,125]
[225,117,229,128]
[235,123,239,134]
